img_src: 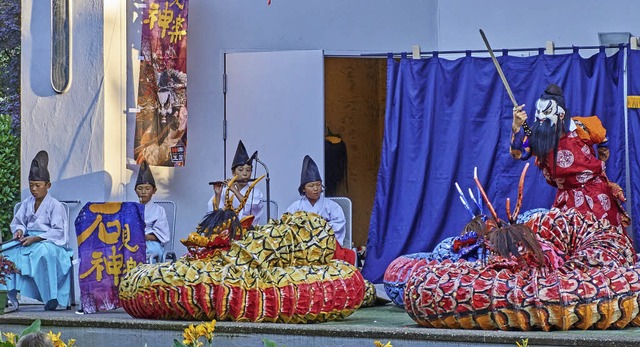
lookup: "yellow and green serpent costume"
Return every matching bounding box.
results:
[119,211,366,322]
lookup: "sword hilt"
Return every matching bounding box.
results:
[513,105,532,136]
[522,121,532,136]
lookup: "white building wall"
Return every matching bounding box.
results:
[21,0,639,256]
[437,0,639,51]
[21,0,110,206]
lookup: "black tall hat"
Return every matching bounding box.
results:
[28,150,50,182]
[136,160,156,188]
[231,140,250,170]
[539,84,566,112]
[298,155,322,194]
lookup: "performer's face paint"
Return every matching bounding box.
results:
[158,89,173,120]
[534,98,564,126]
[529,98,565,158]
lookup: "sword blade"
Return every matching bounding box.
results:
[479,29,519,108]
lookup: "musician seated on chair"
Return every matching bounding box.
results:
[285,155,347,245]
[135,160,170,263]
[285,155,355,265]
[3,151,71,311]
[208,140,265,226]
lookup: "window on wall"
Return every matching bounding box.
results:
[52,0,71,93]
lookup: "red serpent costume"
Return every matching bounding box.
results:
[405,208,638,330]
[392,162,638,331]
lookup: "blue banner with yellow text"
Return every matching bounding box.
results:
[75,202,146,313]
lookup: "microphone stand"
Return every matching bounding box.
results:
[254,156,271,220]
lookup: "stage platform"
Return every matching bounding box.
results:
[1,304,640,346]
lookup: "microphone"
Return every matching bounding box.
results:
[246,151,258,164]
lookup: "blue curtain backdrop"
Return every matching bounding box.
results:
[627,49,640,246]
[362,49,626,283]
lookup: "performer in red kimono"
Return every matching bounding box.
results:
[510,84,630,228]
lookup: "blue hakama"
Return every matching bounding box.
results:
[2,230,73,307]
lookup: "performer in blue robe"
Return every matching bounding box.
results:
[3,150,72,311]
[135,160,170,263]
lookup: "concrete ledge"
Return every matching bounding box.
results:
[1,305,640,346]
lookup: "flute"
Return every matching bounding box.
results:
[208,178,260,185]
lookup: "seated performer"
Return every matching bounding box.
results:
[3,151,71,311]
[208,140,265,225]
[510,83,630,227]
[286,155,347,244]
[135,160,170,262]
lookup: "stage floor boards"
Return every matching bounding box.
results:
[1,304,640,346]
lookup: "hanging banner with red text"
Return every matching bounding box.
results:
[134,0,189,167]
[75,202,146,314]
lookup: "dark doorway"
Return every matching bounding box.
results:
[324,57,387,248]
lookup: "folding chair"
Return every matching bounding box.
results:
[326,197,353,249]
[154,200,177,262]
[259,199,279,224]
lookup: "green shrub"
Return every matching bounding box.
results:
[0,115,20,241]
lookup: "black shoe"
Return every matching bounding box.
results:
[164,252,177,263]
[44,299,59,311]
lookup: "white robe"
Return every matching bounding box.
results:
[10,194,68,247]
[143,201,170,244]
[208,186,265,225]
[285,196,346,245]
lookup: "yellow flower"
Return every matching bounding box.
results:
[181,321,216,347]
[204,320,216,332]
[47,331,69,347]
[45,331,76,347]
[373,341,392,347]
[192,320,216,344]
[48,331,61,341]
[203,320,216,341]
[195,325,208,338]
[183,324,199,346]
[3,332,17,344]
